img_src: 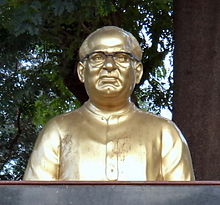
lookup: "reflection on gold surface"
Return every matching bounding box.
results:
[24,26,195,181]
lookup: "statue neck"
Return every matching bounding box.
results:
[85,99,134,115]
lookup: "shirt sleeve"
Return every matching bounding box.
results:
[23,118,61,180]
[161,121,195,181]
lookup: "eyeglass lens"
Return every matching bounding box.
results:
[88,52,132,66]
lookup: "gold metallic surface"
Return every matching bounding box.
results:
[24,26,195,181]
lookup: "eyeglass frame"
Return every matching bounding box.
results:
[80,51,141,65]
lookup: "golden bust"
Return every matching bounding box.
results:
[24,26,195,181]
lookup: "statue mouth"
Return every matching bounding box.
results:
[98,76,120,87]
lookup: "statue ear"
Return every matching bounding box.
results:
[77,62,85,83]
[134,62,143,84]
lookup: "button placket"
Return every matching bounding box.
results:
[106,140,118,180]
[105,116,119,180]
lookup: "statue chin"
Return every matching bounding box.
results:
[93,86,122,98]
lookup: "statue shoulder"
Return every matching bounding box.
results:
[135,108,185,140]
[48,107,83,125]
[135,108,172,125]
[38,107,83,137]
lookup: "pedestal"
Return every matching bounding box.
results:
[1,181,219,205]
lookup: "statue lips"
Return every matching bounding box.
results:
[98,76,120,87]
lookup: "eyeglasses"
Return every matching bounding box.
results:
[81,51,140,67]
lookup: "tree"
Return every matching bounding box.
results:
[173,0,220,180]
[0,0,173,180]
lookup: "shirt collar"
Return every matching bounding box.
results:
[82,100,136,120]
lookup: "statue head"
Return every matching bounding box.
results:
[77,26,143,106]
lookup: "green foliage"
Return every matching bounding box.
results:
[0,58,79,179]
[0,0,173,180]
[32,67,79,125]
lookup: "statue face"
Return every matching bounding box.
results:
[77,29,143,102]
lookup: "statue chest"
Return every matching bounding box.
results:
[59,119,162,180]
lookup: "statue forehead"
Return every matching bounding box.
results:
[87,29,131,51]
[79,26,142,60]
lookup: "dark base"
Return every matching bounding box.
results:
[1,181,219,205]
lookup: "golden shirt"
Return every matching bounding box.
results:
[23,102,195,181]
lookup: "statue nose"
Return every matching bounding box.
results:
[103,56,116,71]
